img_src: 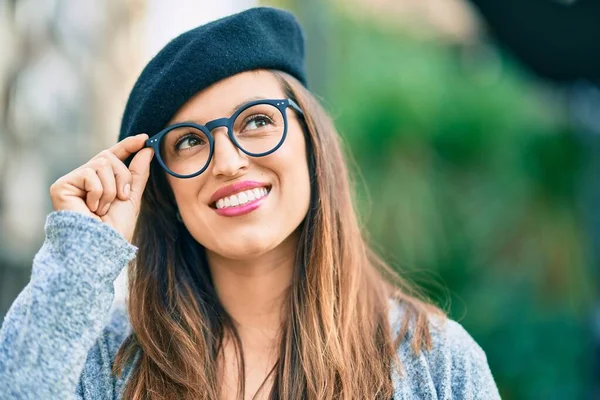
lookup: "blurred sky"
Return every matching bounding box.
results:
[144,0,256,60]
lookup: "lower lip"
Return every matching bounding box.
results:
[213,191,269,217]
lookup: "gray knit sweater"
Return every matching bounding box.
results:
[0,211,501,399]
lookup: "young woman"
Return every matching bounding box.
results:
[0,7,500,400]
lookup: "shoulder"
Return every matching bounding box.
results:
[77,303,137,399]
[388,300,501,400]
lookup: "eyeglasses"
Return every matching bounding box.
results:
[145,98,304,179]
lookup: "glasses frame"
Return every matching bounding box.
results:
[145,98,304,179]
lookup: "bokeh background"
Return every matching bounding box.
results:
[1,0,599,398]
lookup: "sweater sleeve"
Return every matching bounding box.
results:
[0,211,137,400]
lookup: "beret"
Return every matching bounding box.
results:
[118,7,307,143]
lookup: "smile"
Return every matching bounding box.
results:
[210,184,272,217]
[213,186,270,209]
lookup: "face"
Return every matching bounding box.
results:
[165,70,311,260]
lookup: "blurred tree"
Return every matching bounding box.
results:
[464,3,600,395]
[324,13,595,399]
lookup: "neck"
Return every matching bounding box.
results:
[206,230,298,344]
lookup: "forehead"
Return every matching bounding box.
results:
[169,70,286,124]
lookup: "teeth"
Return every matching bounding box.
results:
[215,187,269,209]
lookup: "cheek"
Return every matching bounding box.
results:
[168,175,205,212]
[275,130,311,213]
[277,124,308,170]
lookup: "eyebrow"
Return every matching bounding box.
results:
[230,96,268,115]
[175,96,269,125]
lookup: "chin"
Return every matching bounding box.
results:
[212,235,277,260]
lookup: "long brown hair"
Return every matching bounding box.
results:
[113,70,445,399]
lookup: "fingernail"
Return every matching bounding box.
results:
[124,183,131,197]
[101,203,110,215]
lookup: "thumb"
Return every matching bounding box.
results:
[128,147,154,207]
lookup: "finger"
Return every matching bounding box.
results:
[93,150,133,201]
[105,133,149,162]
[79,167,103,212]
[128,147,155,207]
[95,162,117,216]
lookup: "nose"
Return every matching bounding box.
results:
[210,126,249,177]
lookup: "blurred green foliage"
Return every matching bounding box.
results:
[321,12,595,400]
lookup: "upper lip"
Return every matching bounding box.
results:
[209,180,271,206]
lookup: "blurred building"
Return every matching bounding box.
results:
[0,0,145,315]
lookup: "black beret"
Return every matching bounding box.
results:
[118,7,307,143]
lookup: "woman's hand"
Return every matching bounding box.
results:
[50,133,154,242]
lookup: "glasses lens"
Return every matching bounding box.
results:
[160,125,210,176]
[232,103,285,155]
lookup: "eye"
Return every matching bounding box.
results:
[244,115,273,131]
[175,133,206,151]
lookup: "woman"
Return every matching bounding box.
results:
[0,7,500,400]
